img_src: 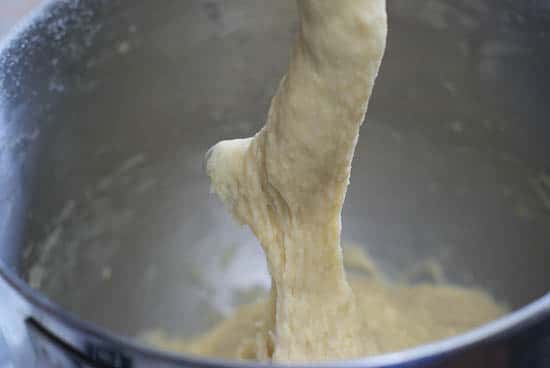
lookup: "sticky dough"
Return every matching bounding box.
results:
[145,248,505,362]
[205,0,387,361]
[160,0,505,363]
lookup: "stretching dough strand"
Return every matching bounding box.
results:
[206,1,387,362]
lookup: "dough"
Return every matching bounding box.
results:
[205,0,387,362]
[146,270,504,361]
[152,0,505,363]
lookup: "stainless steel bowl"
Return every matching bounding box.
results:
[0,1,549,367]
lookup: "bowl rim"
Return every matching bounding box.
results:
[1,262,550,368]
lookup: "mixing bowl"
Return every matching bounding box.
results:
[0,0,549,367]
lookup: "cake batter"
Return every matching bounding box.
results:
[150,0,505,363]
